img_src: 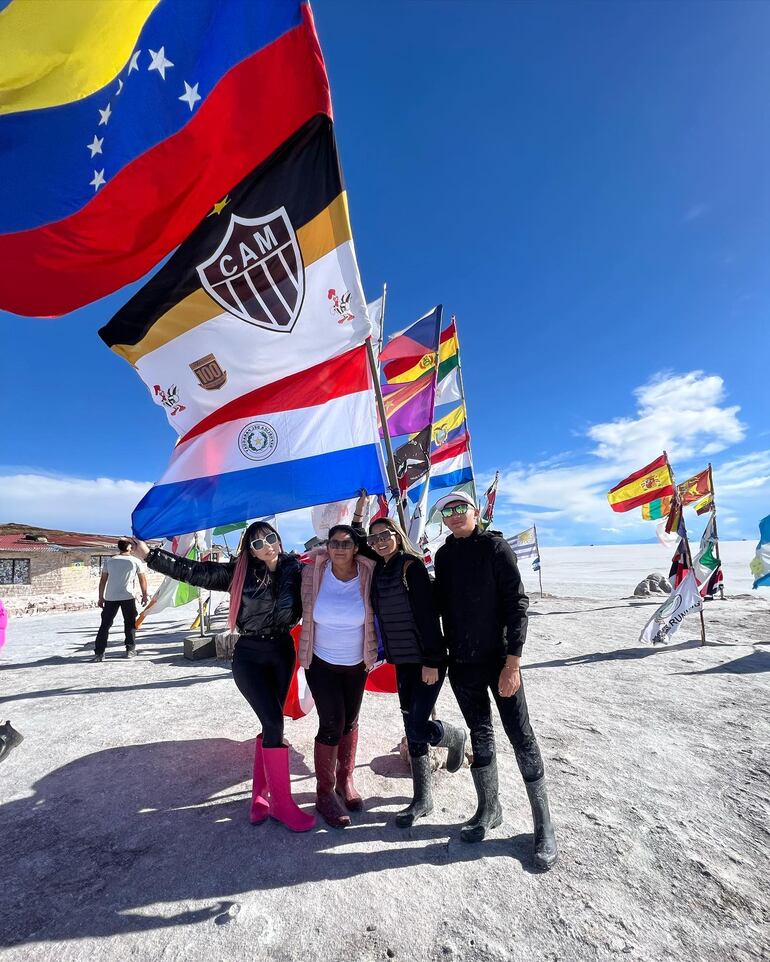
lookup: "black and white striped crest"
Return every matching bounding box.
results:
[197,207,305,332]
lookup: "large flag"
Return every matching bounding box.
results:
[639,571,703,645]
[380,307,442,384]
[0,1,329,316]
[381,372,436,437]
[131,345,386,539]
[678,468,712,506]
[750,514,770,589]
[136,531,206,627]
[100,116,370,436]
[607,455,674,513]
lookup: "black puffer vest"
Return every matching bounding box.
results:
[372,553,422,665]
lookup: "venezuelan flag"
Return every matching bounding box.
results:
[0,0,329,316]
[607,454,674,513]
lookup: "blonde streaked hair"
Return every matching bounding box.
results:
[368,516,423,560]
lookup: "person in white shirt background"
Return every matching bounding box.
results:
[93,538,149,662]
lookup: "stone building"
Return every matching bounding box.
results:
[0,524,164,612]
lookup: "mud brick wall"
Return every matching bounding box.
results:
[0,551,164,598]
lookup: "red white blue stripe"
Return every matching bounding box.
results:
[132,344,387,539]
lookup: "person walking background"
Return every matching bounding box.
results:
[367,516,467,827]
[433,491,558,871]
[93,538,148,661]
[298,524,377,828]
[133,523,314,833]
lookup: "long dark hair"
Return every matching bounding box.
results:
[229,521,283,630]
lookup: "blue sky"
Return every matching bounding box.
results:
[1,0,768,548]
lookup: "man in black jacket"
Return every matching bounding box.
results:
[433,491,557,870]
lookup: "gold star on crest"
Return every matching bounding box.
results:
[208,195,231,217]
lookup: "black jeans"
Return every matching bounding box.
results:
[305,656,367,746]
[95,599,137,655]
[448,659,544,781]
[231,633,295,748]
[395,663,447,758]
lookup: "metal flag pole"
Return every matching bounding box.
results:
[665,451,706,645]
[707,462,725,600]
[534,523,544,598]
[194,532,206,638]
[366,336,407,529]
[451,315,478,504]
[377,282,387,362]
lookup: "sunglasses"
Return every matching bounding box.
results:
[440,503,470,518]
[328,539,356,550]
[250,532,279,550]
[368,530,396,546]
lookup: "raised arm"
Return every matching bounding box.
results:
[133,540,233,592]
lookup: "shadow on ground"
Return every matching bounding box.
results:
[0,738,530,947]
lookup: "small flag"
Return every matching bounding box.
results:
[479,472,499,530]
[607,455,674,513]
[506,527,539,563]
[678,468,712,506]
[432,403,467,448]
[641,495,672,521]
[381,372,436,437]
[639,571,703,645]
[380,306,442,380]
[750,514,770,589]
[668,515,689,588]
[692,514,720,592]
[394,428,431,492]
[694,495,714,516]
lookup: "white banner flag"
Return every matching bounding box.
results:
[639,570,702,645]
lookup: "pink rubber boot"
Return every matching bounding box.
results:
[262,746,316,833]
[250,735,270,824]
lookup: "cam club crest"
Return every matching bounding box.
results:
[328,287,355,324]
[197,207,305,332]
[238,421,279,462]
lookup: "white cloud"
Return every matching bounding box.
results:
[0,473,153,535]
[493,371,759,543]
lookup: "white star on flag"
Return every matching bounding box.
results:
[115,78,124,96]
[148,47,174,80]
[90,169,106,192]
[128,50,141,74]
[179,81,201,111]
[87,135,104,158]
[98,103,112,126]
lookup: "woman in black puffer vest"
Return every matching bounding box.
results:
[367,517,468,827]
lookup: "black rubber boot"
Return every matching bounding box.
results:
[435,722,467,774]
[395,753,433,828]
[525,776,558,871]
[0,721,23,764]
[461,758,503,843]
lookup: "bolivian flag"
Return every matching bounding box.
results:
[607,454,674,513]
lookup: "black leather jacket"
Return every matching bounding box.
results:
[146,548,302,636]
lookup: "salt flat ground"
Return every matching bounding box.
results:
[0,545,768,962]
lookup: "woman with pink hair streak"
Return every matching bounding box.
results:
[133,522,314,833]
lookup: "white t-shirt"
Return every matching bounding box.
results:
[103,554,145,601]
[312,567,365,666]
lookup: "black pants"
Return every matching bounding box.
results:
[448,659,544,781]
[396,663,447,758]
[231,634,295,748]
[305,656,367,746]
[95,599,137,655]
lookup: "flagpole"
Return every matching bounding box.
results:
[451,314,478,504]
[194,532,205,638]
[666,451,706,645]
[534,523,544,598]
[366,336,407,529]
[378,282,387,362]
[708,462,725,600]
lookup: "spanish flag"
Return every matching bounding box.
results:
[607,455,674,513]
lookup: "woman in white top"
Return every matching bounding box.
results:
[298,524,378,828]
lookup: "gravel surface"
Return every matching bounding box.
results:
[1,571,768,961]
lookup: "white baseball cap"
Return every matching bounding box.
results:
[433,491,478,514]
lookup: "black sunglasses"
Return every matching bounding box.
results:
[250,532,279,550]
[440,503,470,518]
[368,530,396,546]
